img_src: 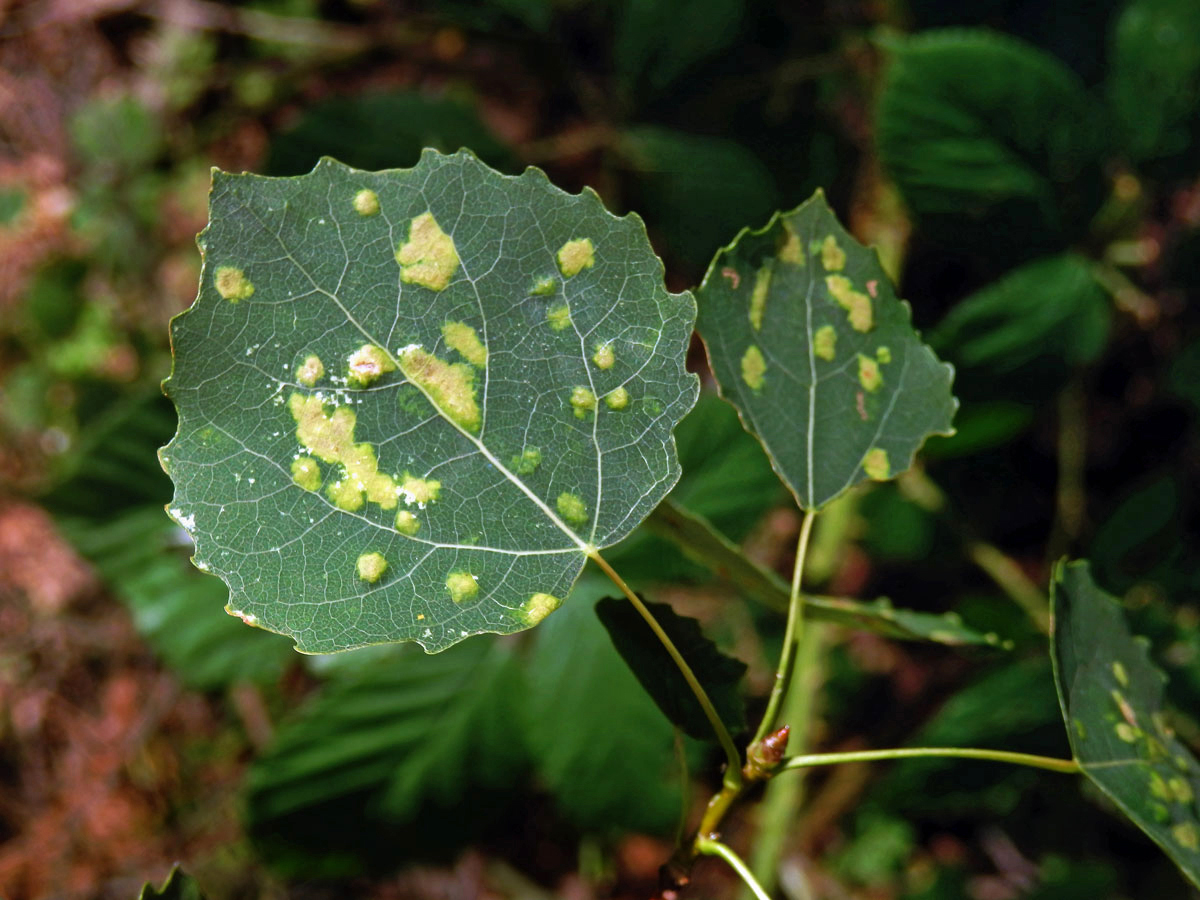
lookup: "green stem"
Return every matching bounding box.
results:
[696,838,774,900]
[589,549,742,782]
[753,509,818,744]
[782,747,1080,775]
[747,625,824,897]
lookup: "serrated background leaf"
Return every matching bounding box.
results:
[1051,560,1200,888]
[596,594,746,739]
[246,639,526,869]
[929,253,1111,371]
[1108,0,1200,166]
[523,579,682,834]
[696,189,957,511]
[162,149,698,653]
[61,507,294,689]
[876,29,1108,258]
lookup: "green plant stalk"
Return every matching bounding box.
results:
[966,541,1049,633]
[746,625,824,897]
[588,549,742,782]
[781,747,1080,774]
[1049,374,1087,561]
[752,509,817,744]
[697,837,774,900]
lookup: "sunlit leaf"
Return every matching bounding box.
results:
[161,149,698,653]
[1051,560,1200,888]
[695,189,957,511]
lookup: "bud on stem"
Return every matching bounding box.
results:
[744,724,790,781]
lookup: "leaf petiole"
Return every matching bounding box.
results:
[781,746,1080,774]
[751,508,817,745]
[588,549,743,782]
[696,837,774,900]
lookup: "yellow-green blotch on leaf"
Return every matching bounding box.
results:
[511,447,542,475]
[288,393,397,510]
[356,551,388,583]
[1174,823,1200,851]
[442,320,488,368]
[570,386,596,419]
[295,354,324,387]
[396,211,459,291]
[547,304,571,331]
[353,189,380,216]
[820,235,846,272]
[400,473,440,506]
[347,344,396,387]
[592,343,615,369]
[779,222,805,265]
[876,346,892,364]
[749,264,772,330]
[826,275,873,332]
[214,266,254,302]
[291,457,321,491]
[531,276,557,296]
[446,570,479,603]
[399,346,481,432]
[605,387,630,410]
[857,354,883,392]
[1111,661,1129,686]
[557,492,588,525]
[394,510,420,536]
[521,592,561,625]
[863,448,890,481]
[741,345,766,390]
[557,238,594,277]
[814,325,836,361]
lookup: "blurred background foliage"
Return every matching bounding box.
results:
[0,0,1198,898]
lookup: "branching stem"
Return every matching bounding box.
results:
[782,747,1080,774]
[753,508,817,745]
[696,838,774,900]
[589,549,743,782]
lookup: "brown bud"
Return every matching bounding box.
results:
[744,725,790,780]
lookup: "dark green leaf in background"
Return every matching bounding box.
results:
[265,92,512,176]
[612,0,743,93]
[1108,0,1200,165]
[162,149,698,653]
[696,189,957,511]
[246,639,526,868]
[596,594,746,739]
[523,579,682,833]
[616,126,778,270]
[929,254,1111,371]
[60,507,294,689]
[877,30,1108,256]
[1051,560,1200,888]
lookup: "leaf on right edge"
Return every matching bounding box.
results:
[596,595,747,740]
[1051,560,1200,887]
[695,189,957,511]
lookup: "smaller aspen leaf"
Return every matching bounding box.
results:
[696,190,957,510]
[160,150,697,653]
[1051,560,1200,888]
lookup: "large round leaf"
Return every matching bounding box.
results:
[161,150,698,653]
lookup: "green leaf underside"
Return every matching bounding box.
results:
[1051,560,1200,887]
[596,595,746,739]
[161,149,697,653]
[696,189,956,511]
